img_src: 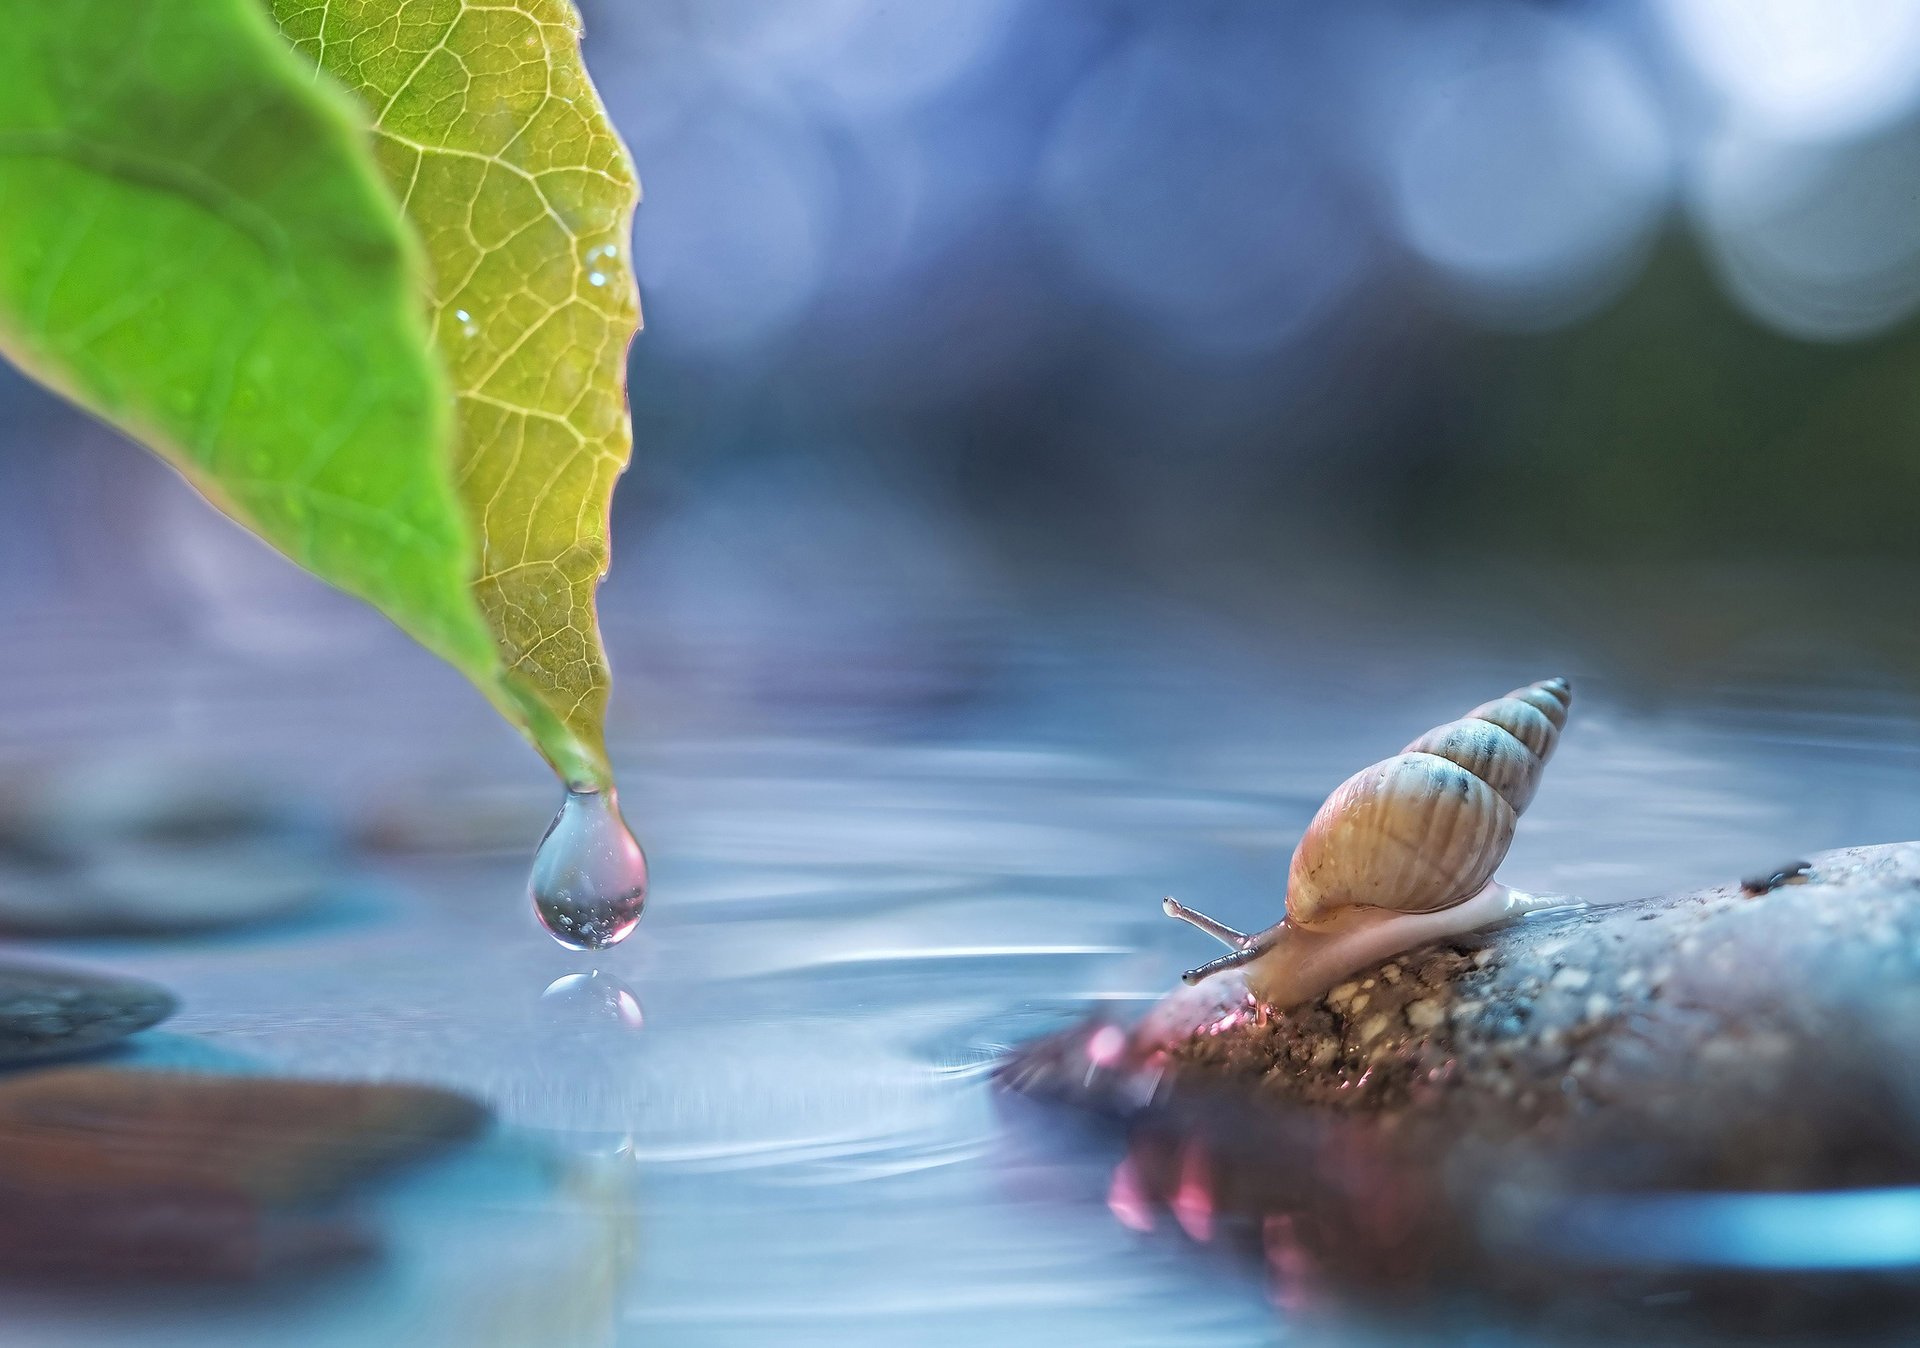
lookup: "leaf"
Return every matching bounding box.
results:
[269,0,643,790]
[0,0,504,703]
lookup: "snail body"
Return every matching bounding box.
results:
[1164,678,1576,1011]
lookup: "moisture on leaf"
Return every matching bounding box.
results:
[0,0,500,689]
[270,0,644,790]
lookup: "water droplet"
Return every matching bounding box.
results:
[588,271,607,287]
[455,309,471,322]
[529,789,648,950]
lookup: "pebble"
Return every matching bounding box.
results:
[0,1067,487,1277]
[0,962,176,1065]
[1406,999,1445,1031]
[0,759,342,935]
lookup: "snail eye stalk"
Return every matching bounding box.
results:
[1176,944,1264,986]
[1161,896,1250,950]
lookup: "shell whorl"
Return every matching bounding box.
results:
[1283,678,1570,930]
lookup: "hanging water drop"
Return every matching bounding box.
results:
[528,789,648,950]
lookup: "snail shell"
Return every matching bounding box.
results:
[1285,677,1569,930]
[1162,678,1576,1003]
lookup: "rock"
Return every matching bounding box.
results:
[0,1068,487,1278]
[0,962,176,1066]
[999,842,1920,1332]
[0,759,343,935]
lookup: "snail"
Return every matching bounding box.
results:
[1162,677,1578,1012]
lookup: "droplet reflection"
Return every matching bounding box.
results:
[539,971,646,1030]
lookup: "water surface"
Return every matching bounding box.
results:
[0,594,1915,1345]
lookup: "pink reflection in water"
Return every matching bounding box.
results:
[1107,1156,1157,1233]
[1263,1214,1322,1313]
[1086,1023,1128,1067]
[1173,1141,1215,1243]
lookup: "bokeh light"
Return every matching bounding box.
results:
[1659,0,1920,141]
[1040,17,1371,355]
[1375,4,1672,329]
[1691,116,1920,340]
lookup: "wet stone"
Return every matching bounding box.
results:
[0,1068,488,1279]
[0,962,176,1066]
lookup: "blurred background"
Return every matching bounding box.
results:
[8,0,1920,701]
[591,0,1920,694]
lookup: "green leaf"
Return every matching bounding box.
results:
[0,0,505,701]
[269,0,643,790]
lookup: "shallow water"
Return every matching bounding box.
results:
[0,590,1916,1345]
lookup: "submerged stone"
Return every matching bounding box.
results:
[0,962,176,1066]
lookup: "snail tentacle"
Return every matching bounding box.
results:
[1177,943,1267,986]
[1161,896,1252,950]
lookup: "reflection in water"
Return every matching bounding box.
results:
[541,972,647,1031]
[1537,1186,1920,1272]
[1081,1095,1920,1329]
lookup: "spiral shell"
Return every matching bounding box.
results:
[1283,678,1570,930]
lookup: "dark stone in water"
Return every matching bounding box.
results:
[999,843,1920,1335]
[0,1068,488,1279]
[0,962,176,1066]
